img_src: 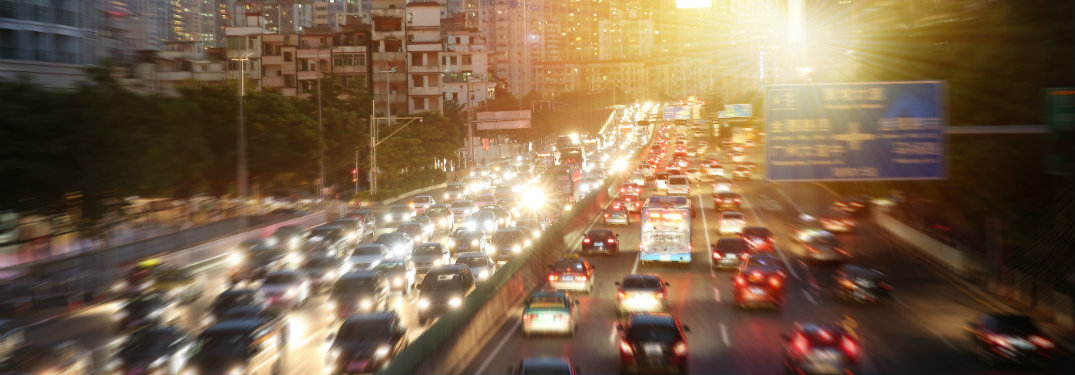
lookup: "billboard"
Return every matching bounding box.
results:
[663,106,691,120]
[765,81,946,181]
[476,110,531,130]
[723,104,752,118]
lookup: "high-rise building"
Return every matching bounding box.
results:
[0,0,113,87]
[405,1,443,113]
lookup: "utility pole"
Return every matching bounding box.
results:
[371,67,396,196]
[317,61,325,210]
[466,73,475,168]
[232,50,254,231]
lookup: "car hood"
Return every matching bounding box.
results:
[411,255,442,263]
[348,255,382,264]
[260,285,294,294]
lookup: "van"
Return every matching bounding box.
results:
[667,175,690,196]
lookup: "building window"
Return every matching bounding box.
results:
[333,53,365,67]
[414,97,425,110]
[462,55,472,65]
[284,52,292,62]
[449,56,457,65]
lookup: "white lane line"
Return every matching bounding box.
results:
[929,328,959,350]
[474,319,523,374]
[802,289,818,305]
[631,255,640,274]
[696,193,713,268]
[739,193,801,281]
[720,323,731,347]
[772,185,806,215]
[609,322,619,344]
[714,287,721,303]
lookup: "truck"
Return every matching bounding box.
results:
[639,196,693,265]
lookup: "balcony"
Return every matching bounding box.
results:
[409,86,441,96]
[157,71,193,81]
[408,64,440,73]
[297,71,321,80]
[263,76,285,88]
[263,55,284,65]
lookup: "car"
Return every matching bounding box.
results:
[330,217,364,243]
[833,264,892,303]
[732,165,751,180]
[615,274,670,316]
[114,292,180,332]
[348,244,389,271]
[0,342,92,375]
[107,326,193,375]
[329,270,392,318]
[306,224,350,257]
[703,160,724,177]
[416,264,476,325]
[271,225,306,251]
[299,254,346,292]
[711,238,751,270]
[654,172,670,191]
[423,204,455,232]
[639,163,656,178]
[740,252,786,272]
[444,182,468,201]
[490,228,531,263]
[325,312,409,374]
[185,319,286,375]
[581,228,619,255]
[833,196,868,217]
[259,270,310,309]
[616,312,691,374]
[412,243,451,285]
[228,244,289,285]
[713,192,742,210]
[791,214,829,243]
[604,201,630,226]
[473,194,499,209]
[407,215,436,238]
[372,257,416,295]
[489,207,514,227]
[628,172,645,186]
[448,228,488,257]
[383,205,415,225]
[622,193,642,213]
[666,175,690,196]
[510,357,578,375]
[514,217,545,239]
[467,209,501,233]
[619,183,642,196]
[819,209,857,233]
[712,177,734,193]
[342,209,377,237]
[150,267,206,304]
[733,265,787,309]
[739,226,775,251]
[522,290,579,336]
[455,252,497,283]
[547,255,595,292]
[450,200,478,223]
[967,313,1055,368]
[218,305,287,330]
[718,211,747,234]
[803,233,849,263]
[374,232,414,258]
[408,195,435,214]
[205,288,268,327]
[782,323,859,375]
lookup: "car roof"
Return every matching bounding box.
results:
[204,319,266,334]
[341,270,382,279]
[342,311,396,324]
[456,252,488,259]
[520,357,573,370]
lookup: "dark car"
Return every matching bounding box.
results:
[219,305,287,334]
[325,312,409,375]
[732,265,787,309]
[395,222,427,244]
[468,209,501,233]
[412,243,451,285]
[299,255,346,292]
[713,192,742,210]
[782,323,859,375]
[511,357,578,375]
[967,314,1055,368]
[491,228,530,263]
[306,224,348,255]
[271,225,305,251]
[711,238,751,270]
[448,228,488,256]
[330,271,392,319]
[455,252,497,283]
[331,217,364,243]
[374,232,414,258]
[739,226,775,251]
[582,229,619,255]
[617,312,691,374]
[416,264,476,325]
[206,288,268,327]
[115,292,179,332]
[185,319,285,375]
[833,264,892,303]
[108,326,193,375]
[547,255,595,293]
[372,257,416,295]
[423,204,455,232]
[384,205,416,225]
[0,342,91,375]
[228,244,288,285]
[344,208,378,232]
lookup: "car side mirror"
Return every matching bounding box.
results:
[682,325,691,333]
[616,323,624,331]
[664,282,671,287]
[614,281,621,286]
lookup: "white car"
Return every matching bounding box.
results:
[259,271,310,309]
[712,178,734,193]
[719,211,747,234]
[628,172,645,186]
[638,164,656,178]
[450,200,478,223]
[667,175,690,196]
[409,195,435,214]
[704,162,724,177]
[348,244,388,270]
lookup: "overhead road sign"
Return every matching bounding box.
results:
[765,81,946,181]
[476,110,531,130]
[663,106,691,120]
[723,104,752,118]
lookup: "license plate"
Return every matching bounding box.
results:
[644,343,663,356]
[595,243,604,247]
[561,275,575,281]
[748,287,764,295]
[347,360,369,371]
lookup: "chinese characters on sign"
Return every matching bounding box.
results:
[765,82,946,181]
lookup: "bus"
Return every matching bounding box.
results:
[639,196,693,265]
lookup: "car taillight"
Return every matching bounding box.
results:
[769,277,782,288]
[1029,335,1055,349]
[735,276,745,285]
[549,274,558,282]
[608,238,616,244]
[578,275,588,282]
[673,341,688,356]
[735,199,741,203]
[619,340,634,355]
[554,313,568,321]
[656,292,665,299]
[842,336,859,357]
[714,198,722,203]
[604,213,609,218]
[713,251,722,259]
[583,237,591,244]
[879,282,893,290]
[618,291,626,299]
[524,313,535,321]
[793,334,810,354]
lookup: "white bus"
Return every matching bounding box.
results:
[639,196,693,265]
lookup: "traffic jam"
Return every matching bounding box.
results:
[3,102,1069,375]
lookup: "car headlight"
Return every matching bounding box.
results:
[447,239,456,247]
[149,356,169,369]
[440,219,449,226]
[448,296,463,308]
[478,270,490,279]
[284,289,297,298]
[524,239,531,247]
[384,214,393,221]
[228,366,245,375]
[512,245,521,253]
[418,298,431,309]
[434,259,443,266]
[324,271,337,280]
[113,310,129,322]
[360,299,373,309]
[444,193,450,199]
[375,344,391,358]
[328,347,341,361]
[393,277,403,286]
[471,240,479,246]
[327,300,338,311]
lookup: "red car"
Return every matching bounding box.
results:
[622,194,642,212]
[733,266,787,309]
[738,226,775,251]
[619,183,642,196]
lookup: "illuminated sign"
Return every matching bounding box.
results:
[662,106,691,120]
[764,82,946,181]
[676,0,713,8]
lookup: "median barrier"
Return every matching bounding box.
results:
[872,204,983,278]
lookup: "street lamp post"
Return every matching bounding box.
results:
[465,72,475,168]
[231,50,254,230]
[370,67,397,196]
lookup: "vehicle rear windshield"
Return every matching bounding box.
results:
[528,296,567,309]
[723,213,745,220]
[339,321,389,341]
[451,201,473,208]
[414,245,442,256]
[627,324,680,343]
[492,232,522,243]
[457,257,487,267]
[717,239,749,252]
[621,277,661,289]
[454,231,480,240]
[424,273,465,290]
[990,315,1040,334]
[354,246,383,256]
[375,261,405,272]
[398,224,422,232]
[588,231,612,240]
[669,177,688,185]
[742,228,770,236]
[553,260,585,272]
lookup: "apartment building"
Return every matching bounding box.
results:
[441,13,493,113]
[0,0,111,87]
[370,0,407,115]
[405,2,442,113]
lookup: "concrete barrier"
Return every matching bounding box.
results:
[374,183,448,207]
[159,212,328,271]
[872,204,983,278]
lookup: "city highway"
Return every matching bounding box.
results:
[462,136,1075,374]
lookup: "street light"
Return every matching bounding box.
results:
[369,67,399,196]
[231,50,255,230]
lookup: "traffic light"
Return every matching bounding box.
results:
[351,168,359,182]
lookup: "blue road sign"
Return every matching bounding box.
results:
[663,106,691,120]
[765,82,946,181]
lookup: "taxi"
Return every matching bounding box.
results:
[522,291,579,336]
[603,201,630,226]
[733,265,787,309]
[547,255,595,293]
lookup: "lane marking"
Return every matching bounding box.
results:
[772,185,806,215]
[802,289,818,305]
[696,193,714,269]
[739,193,800,281]
[713,287,721,303]
[720,323,731,347]
[929,328,959,351]
[474,319,522,374]
[609,322,619,344]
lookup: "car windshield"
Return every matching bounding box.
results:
[457,256,488,267]
[424,272,465,290]
[122,330,172,354]
[376,234,405,245]
[742,228,771,237]
[398,224,422,232]
[302,258,337,269]
[587,230,612,240]
[451,201,473,209]
[354,246,384,256]
[621,277,662,289]
[263,274,297,285]
[215,292,257,307]
[374,261,405,272]
[553,260,585,273]
[991,315,1040,334]
[492,231,522,243]
[126,295,163,311]
[723,213,745,220]
[454,230,480,240]
[473,211,495,220]
[414,197,431,203]
[427,208,450,216]
[333,278,374,294]
[338,320,390,341]
[627,323,680,343]
[194,333,247,355]
[414,245,442,256]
